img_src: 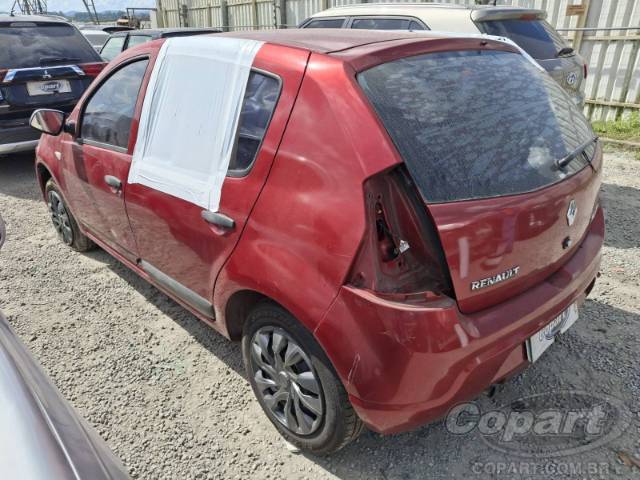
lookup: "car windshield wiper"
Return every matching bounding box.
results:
[556,47,574,57]
[556,136,598,169]
[39,57,80,66]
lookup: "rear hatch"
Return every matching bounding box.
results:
[0,20,104,115]
[358,47,600,313]
[472,9,584,98]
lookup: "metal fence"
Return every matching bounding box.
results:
[154,0,640,121]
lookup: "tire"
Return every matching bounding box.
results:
[45,179,94,252]
[242,303,364,455]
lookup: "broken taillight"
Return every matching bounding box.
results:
[348,166,453,301]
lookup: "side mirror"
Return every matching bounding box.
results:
[30,109,65,136]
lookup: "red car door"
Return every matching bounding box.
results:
[125,45,309,319]
[60,57,151,262]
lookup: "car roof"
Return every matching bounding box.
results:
[219,28,482,54]
[0,13,69,24]
[309,4,545,26]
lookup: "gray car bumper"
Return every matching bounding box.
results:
[0,139,39,155]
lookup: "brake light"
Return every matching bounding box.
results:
[583,63,588,79]
[0,69,6,83]
[519,14,538,20]
[79,62,106,77]
[348,166,453,301]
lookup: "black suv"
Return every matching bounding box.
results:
[0,14,105,155]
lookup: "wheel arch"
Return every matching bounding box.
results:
[223,289,290,342]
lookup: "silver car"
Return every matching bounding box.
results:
[301,4,586,104]
[0,215,129,479]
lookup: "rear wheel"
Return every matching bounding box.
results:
[242,304,364,455]
[45,179,94,252]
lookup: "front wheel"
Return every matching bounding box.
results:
[45,179,94,252]
[242,304,364,455]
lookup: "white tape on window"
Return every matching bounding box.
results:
[128,36,264,212]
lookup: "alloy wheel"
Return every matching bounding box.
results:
[47,190,73,245]
[250,326,324,435]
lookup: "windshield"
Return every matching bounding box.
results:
[358,50,594,203]
[0,22,101,68]
[477,19,568,60]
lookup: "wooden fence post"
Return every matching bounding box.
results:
[572,0,591,54]
[220,0,229,31]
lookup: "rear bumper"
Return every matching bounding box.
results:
[0,120,40,155]
[315,207,604,434]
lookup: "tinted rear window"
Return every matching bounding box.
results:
[358,50,594,203]
[304,18,345,28]
[478,19,567,60]
[0,22,101,68]
[352,18,411,30]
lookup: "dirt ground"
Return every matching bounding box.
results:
[0,148,638,480]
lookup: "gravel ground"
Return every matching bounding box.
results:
[0,148,638,480]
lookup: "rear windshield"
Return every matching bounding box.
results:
[358,50,594,203]
[0,22,101,69]
[477,19,568,60]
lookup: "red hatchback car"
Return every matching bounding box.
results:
[30,30,603,454]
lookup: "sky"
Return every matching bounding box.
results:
[0,0,155,13]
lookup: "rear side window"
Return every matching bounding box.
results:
[358,50,593,203]
[81,59,148,149]
[127,35,152,48]
[304,18,346,28]
[478,20,568,60]
[229,72,280,173]
[101,36,126,61]
[0,22,101,69]
[352,18,411,30]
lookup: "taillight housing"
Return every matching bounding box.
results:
[79,62,106,77]
[0,69,7,83]
[583,63,588,79]
[348,166,453,301]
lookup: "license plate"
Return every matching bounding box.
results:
[26,79,71,96]
[526,303,579,363]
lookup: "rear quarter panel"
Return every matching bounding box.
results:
[215,53,401,332]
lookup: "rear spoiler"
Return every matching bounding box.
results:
[471,8,546,23]
[416,31,545,72]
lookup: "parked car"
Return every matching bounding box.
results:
[0,214,129,479]
[0,14,105,155]
[80,28,110,51]
[100,28,221,62]
[301,4,587,104]
[31,29,603,454]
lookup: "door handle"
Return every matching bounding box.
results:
[201,210,235,229]
[104,175,122,191]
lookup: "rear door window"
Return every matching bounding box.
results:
[101,36,126,61]
[81,59,149,150]
[0,22,101,68]
[228,72,280,173]
[127,35,152,49]
[477,19,568,60]
[303,18,346,28]
[351,17,411,30]
[358,50,594,203]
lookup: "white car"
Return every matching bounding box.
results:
[301,3,586,104]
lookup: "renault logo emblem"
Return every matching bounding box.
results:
[567,199,577,226]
